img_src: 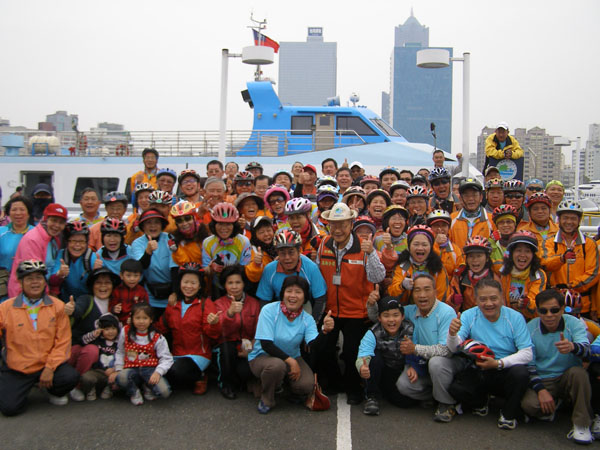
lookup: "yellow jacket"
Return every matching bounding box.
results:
[485,133,524,160]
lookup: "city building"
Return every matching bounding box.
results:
[45,110,78,132]
[382,12,452,152]
[278,27,337,106]
[581,123,600,180]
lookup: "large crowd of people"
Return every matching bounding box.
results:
[2,140,600,445]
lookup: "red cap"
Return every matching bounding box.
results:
[303,164,317,174]
[43,203,68,221]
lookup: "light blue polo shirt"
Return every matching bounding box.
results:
[249,301,318,361]
[404,301,456,346]
[458,306,532,359]
[527,314,588,379]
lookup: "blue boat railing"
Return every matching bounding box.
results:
[0,129,366,157]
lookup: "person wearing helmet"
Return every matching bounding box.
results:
[0,259,79,415]
[359,175,381,196]
[156,168,177,197]
[130,148,159,194]
[524,178,544,199]
[264,184,291,231]
[428,167,455,214]
[449,178,495,251]
[131,209,178,313]
[379,166,400,192]
[8,203,68,298]
[450,236,499,313]
[49,220,97,301]
[235,193,265,240]
[426,209,464,279]
[125,183,155,245]
[78,188,102,225]
[285,198,324,259]
[545,180,565,221]
[405,185,429,227]
[336,167,353,196]
[366,189,392,231]
[178,169,203,206]
[353,215,377,243]
[154,262,221,396]
[483,178,504,214]
[484,122,524,162]
[202,202,251,298]
[503,179,528,224]
[313,185,339,234]
[389,180,410,207]
[169,201,210,267]
[245,216,277,290]
[412,175,428,190]
[97,218,133,275]
[388,225,449,304]
[519,192,558,258]
[316,175,339,191]
[89,192,128,252]
[245,161,263,178]
[233,171,255,198]
[342,186,367,216]
[522,289,594,445]
[489,204,519,273]
[447,278,533,431]
[543,200,599,320]
[316,203,386,405]
[147,190,177,235]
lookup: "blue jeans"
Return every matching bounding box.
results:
[117,367,171,398]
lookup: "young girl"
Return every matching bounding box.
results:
[285,198,323,260]
[169,201,209,266]
[214,265,260,399]
[500,231,547,320]
[156,263,221,395]
[450,236,499,312]
[245,216,276,292]
[490,204,519,274]
[110,303,173,405]
[96,218,133,275]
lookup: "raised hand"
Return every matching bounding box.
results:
[252,245,263,266]
[359,358,370,379]
[399,336,415,355]
[322,310,334,334]
[146,236,158,254]
[449,312,461,336]
[64,295,75,316]
[366,284,380,306]
[207,310,222,325]
[113,303,122,314]
[58,259,69,278]
[555,332,575,354]
[361,233,374,255]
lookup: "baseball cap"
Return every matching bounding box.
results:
[303,164,317,174]
[484,166,500,176]
[350,161,363,169]
[43,203,68,221]
[377,296,404,314]
[496,122,509,130]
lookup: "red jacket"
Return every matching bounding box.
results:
[213,294,260,345]
[155,297,221,359]
[109,283,149,325]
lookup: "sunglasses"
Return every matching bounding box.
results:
[537,306,561,315]
[237,181,253,187]
[505,193,523,199]
[269,197,286,205]
[431,179,449,187]
[528,187,543,192]
[175,216,194,224]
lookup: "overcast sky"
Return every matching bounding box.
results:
[1,0,598,158]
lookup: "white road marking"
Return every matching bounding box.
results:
[336,393,352,450]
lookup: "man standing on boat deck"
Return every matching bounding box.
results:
[129,148,159,194]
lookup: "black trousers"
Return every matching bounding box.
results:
[0,362,79,416]
[214,341,252,390]
[449,364,529,420]
[364,352,415,407]
[318,317,370,395]
[165,358,203,388]
[589,362,600,414]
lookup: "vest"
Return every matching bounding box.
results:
[123,325,160,368]
[371,320,413,370]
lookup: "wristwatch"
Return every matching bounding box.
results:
[497,359,504,370]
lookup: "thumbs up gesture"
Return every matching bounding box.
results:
[252,245,263,266]
[361,233,374,255]
[382,227,393,249]
[228,297,243,315]
[58,258,69,278]
[207,310,222,325]
[359,358,371,379]
[449,312,462,336]
[322,310,334,334]
[555,331,575,354]
[146,235,158,254]
[64,295,75,316]
[366,284,380,306]
[399,336,416,355]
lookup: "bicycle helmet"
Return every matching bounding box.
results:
[273,229,302,249]
[149,190,174,205]
[459,178,483,194]
[485,178,504,190]
[16,259,47,279]
[406,185,429,200]
[389,180,411,195]
[359,175,381,188]
[142,148,159,159]
[103,191,128,206]
[426,209,452,226]
[353,215,376,234]
[234,192,265,210]
[178,169,201,184]
[210,202,239,223]
[561,289,582,315]
[407,224,434,244]
[428,167,450,181]
[285,197,313,216]
[383,205,410,222]
[342,186,366,201]
[506,230,539,252]
[316,176,339,189]
[156,168,177,181]
[100,218,126,236]
[170,201,197,218]
[492,204,519,223]
[245,161,263,172]
[503,179,526,193]
[525,192,552,209]
[463,235,492,255]
[264,184,291,205]
[379,166,401,180]
[65,220,89,237]
[557,200,583,217]
[234,171,255,181]
[178,262,203,277]
[366,189,392,206]
[317,184,340,202]
[135,182,155,194]
[459,339,495,361]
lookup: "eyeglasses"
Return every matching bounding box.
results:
[68,239,87,245]
[431,179,449,187]
[181,178,197,186]
[528,187,543,192]
[537,306,561,315]
[175,216,194,224]
[269,197,286,205]
[505,193,524,199]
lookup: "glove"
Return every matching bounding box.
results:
[561,249,576,263]
[402,278,413,290]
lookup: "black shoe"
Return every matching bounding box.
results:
[220,386,237,400]
[346,391,363,405]
[363,396,380,416]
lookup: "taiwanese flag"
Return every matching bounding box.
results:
[253,29,280,53]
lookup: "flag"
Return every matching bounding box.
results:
[252,29,279,53]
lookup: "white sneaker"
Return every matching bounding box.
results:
[86,389,97,401]
[48,394,69,406]
[100,386,113,400]
[69,388,85,402]
[143,385,157,401]
[130,389,144,406]
[567,425,593,445]
[592,415,600,439]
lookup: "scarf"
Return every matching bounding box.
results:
[409,256,428,276]
[461,206,482,220]
[510,266,531,281]
[280,301,301,320]
[468,268,490,286]
[299,218,312,243]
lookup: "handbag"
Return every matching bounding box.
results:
[146,282,172,299]
[305,374,330,411]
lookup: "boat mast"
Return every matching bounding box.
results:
[248,13,268,81]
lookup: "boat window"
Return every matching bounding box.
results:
[337,117,377,136]
[291,116,313,135]
[72,177,119,203]
[20,171,54,197]
[371,118,400,137]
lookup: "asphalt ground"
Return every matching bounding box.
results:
[1,383,583,449]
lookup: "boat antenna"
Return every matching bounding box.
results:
[248,13,268,81]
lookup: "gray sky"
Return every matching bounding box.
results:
[1,0,598,159]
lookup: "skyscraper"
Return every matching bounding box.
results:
[383,13,452,152]
[278,27,337,106]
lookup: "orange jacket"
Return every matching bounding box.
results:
[388,260,450,304]
[434,241,464,278]
[517,220,558,259]
[544,231,600,313]
[449,268,500,312]
[500,269,547,320]
[0,294,72,374]
[449,209,495,250]
[172,239,203,266]
[245,248,275,283]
